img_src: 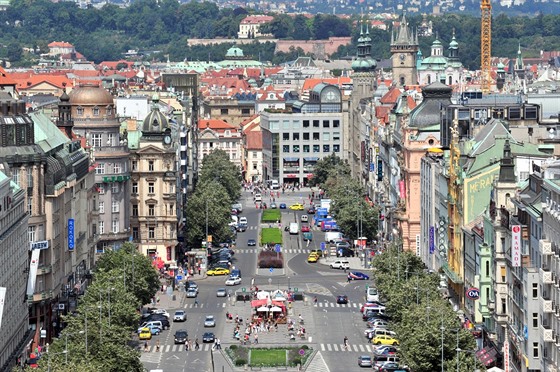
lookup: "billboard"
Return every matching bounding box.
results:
[463,164,500,224]
[68,219,75,251]
[26,249,41,296]
[511,225,521,267]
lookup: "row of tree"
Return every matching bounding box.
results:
[20,243,160,371]
[185,149,242,248]
[308,154,379,241]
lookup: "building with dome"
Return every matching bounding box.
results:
[128,94,179,266]
[417,32,464,86]
[70,84,132,254]
[216,45,263,69]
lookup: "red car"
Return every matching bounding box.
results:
[301,225,310,233]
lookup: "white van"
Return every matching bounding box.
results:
[325,231,343,243]
[254,193,262,202]
[270,180,280,190]
[366,287,380,302]
[289,223,299,235]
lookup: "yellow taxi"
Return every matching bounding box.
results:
[372,335,399,346]
[289,203,305,211]
[307,252,320,263]
[138,327,152,340]
[207,267,230,276]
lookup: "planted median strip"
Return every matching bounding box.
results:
[261,209,281,222]
[226,345,313,368]
[261,228,282,245]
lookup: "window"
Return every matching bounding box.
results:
[283,145,290,152]
[252,163,257,170]
[532,283,538,298]
[323,145,330,153]
[313,133,320,141]
[132,227,139,240]
[28,225,36,242]
[292,120,300,129]
[114,163,122,173]
[303,145,310,153]
[485,261,490,276]
[333,144,340,152]
[149,160,154,171]
[533,342,539,358]
[323,133,330,141]
[149,205,155,216]
[333,120,340,128]
[77,106,84,116]
[99,201,105,213]
[313,120,320,127]
[293,145,300,153]
[111,184,119,194]
[303,133,310,140]
[525,106,538,120]
[323,120,330,128]
[303,120,310,128]
[112,201,119,213]
[112,219,119,233]
[313,145,320,153]
[98,184,105,194]
[11,169,19,186]
[149,227,155,239]
[148,182,155,194]
[132,182,138,194]
[168,183,174,194]
[252,152,257,158]
[91,133,102,147]
[27,196,33,214]
[283,133,289,140]
[221,108,228,115]
[509,107,521,120]
[95,163,105,174]
[27,169,33,187]
[132,160,138,171]
[532,313,538,328]
[132,204,138,217]
[169,204,174,215]
[293,133,300,141]
[333,132,340,141]
[99,221,104,234]
[242,108,251,115]
[93,107,100,116]
[106,106,112,116]
[107,133,115,146]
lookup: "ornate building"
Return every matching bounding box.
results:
[417,32,464,86]
[69,84,131,253]
[198,119,243,169]
[129,95,179,265]
[390,14,419,87]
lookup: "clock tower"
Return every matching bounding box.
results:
[391,14,419,87]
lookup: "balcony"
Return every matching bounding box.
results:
[542,298,554,313]
[541,240,553,255]
[37,264,52,275]
[540,267,554,284]
[27,291,54,304]
[541,322,554,342]
[102,175,131,183]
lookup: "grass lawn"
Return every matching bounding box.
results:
[250,349,286,367]
[261,228,282,245]
[261,209,281,222]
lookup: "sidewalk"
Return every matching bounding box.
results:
[318,255,368,271]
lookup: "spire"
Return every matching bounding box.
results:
[499,138,516,182]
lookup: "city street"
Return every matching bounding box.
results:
[140,188,375,372]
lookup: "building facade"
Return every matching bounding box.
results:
[390,14,419,87]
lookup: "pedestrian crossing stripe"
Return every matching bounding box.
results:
[319,344,374,353]
[183,302,227,309]
[315,302,359,308]
[142,343,216,353]
[144,343,374,353]
[234,249,317,254]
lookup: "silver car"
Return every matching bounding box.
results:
[358,355,373,367]
[216,288,227,297]
[204,315,216,327]
[186,289,197,298]
[173,310,186,322]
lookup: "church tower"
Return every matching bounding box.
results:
[391,14,419,86]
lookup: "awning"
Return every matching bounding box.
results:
[303,157,319,161]
[283,157,299,162]
[476,347,498,366]
[441,262,463,284]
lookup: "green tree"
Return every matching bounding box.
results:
[292,14,312,40]
[308,153,350,187]
[198,149,242,203]
[6,42,22,62]
[262,14,293,39]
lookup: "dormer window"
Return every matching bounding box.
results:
[224,130,231,136]
[77,106,84,116]
[93,106,100,116]
[106,105,112,116]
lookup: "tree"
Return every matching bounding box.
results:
[198,149,242,203]
[308,153,349,187]
[7,41,22,62]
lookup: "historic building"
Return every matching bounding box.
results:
[237,15,274,39]
[129,94,179,265]
[69,84,131,253]
[198,118,243,170]
[417,32,464,86]
[390,14,419,87]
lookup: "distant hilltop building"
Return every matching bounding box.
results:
[274,37,352,60]
[47,41,75,56]
[237,15,274,39]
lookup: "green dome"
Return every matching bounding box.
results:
[226,46,244,58]
[449,39,459,48]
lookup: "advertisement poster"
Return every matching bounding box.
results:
[511,225,521,267]
[26,248,41,296]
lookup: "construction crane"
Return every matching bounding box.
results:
[480,0,492,94]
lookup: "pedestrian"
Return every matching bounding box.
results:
[343,336,349,351]
[212,339,217,351]
[195,338,200,350]
[155,339,160,352]
[217,338,222,349]
[194,298,199,306]
[185,339,189,351]
[254,334,258,344]
[313,296,318,305]
[144,340,149,352]
[198,266,201,275]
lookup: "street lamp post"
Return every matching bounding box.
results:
[64,331,84,364]
[440,317,445,372]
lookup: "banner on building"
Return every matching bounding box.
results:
[0,287,5,329]
[399,180,406,199]
[68,218,75,251]
[429,226,435,254]
[377,159,383,181]
[26,248,41,296]
[511,225,521,267]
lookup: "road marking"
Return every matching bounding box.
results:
[327,344,332,351]
[365,345,373,353]
[321,344,326,351]
[352,344,359,352]
[358,344,365,352]
[332,344,338,351]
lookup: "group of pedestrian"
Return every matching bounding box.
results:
[212,338,222,351]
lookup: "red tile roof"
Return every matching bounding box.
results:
[199,118,238,130]
[0,66,16,86]
[240,15,274,24]
[379,87,402,105]
[301,77,352,92]
[48,41,74,48]
[12,73,73,91]
[245,130,262,150]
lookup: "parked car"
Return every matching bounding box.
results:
[138,327,152,340]
[348,271,370,280]
[142,315,170,330]
[270,202,277,209]
[174,330,188,344]
[373,345,399,355]
[279,203,287,209]
[366,319,390,328]
[202,332,215,343]
[358,355,373,368]
[173,310,186,322]
[150,309,169,318]
[336,295,349,304]
[204,315,216,327]
[225,276,242,286]
[372,335,399,346]
[247,239,257,246]
[138,323,162,335]
[337,247,355,257]
[289,203,304,210]
[330,260,350,270]
[216,288,227,297]
[239,217,248,224]
[207,267,230,276]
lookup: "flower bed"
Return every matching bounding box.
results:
[257,250,283,268]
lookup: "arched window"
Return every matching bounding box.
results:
[77,106,84,116]
[92,106,100,116]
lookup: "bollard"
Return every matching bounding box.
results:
[172,294,176,301]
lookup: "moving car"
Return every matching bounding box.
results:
[301,214,309,222]
[138,327,152,340]
[336,295,349,304]
[207,267,230,276]
[174,330,188,344]
[225,276,242,286]
[348,271,370,280]
[187,281,199,293]
[372,335,400,346]
[239,217,248,224]
[301,225,310,233]
[186,289,198,298]
[279,203,287,209]
[237,224,247,232]
[247,239,257,246]
[307,252,320,263]
[289,223,299,235]
[216,288,227,297]
[307,206,316,214]
[289,203,304,210]
[303,232,313,241]
[330,260,350,270]
[358,355,373,368]
[270,202,277,209]
[204,315,216,327]
[173,310,186,322]
[254,193,262,202]
[202,332,215,343]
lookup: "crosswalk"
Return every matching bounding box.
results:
[315,302,360,308]
[183,302,227,309]
[234,248,318,254]
[141,343,376,353]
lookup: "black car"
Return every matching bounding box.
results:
[247,239,257,246]
[202,332,215,343]
[336,295,349,304]
[144,314,170,329]
[307,206,316,214]
[337,247,355,257]
[174,330,188,344]
[237,224,247,232]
